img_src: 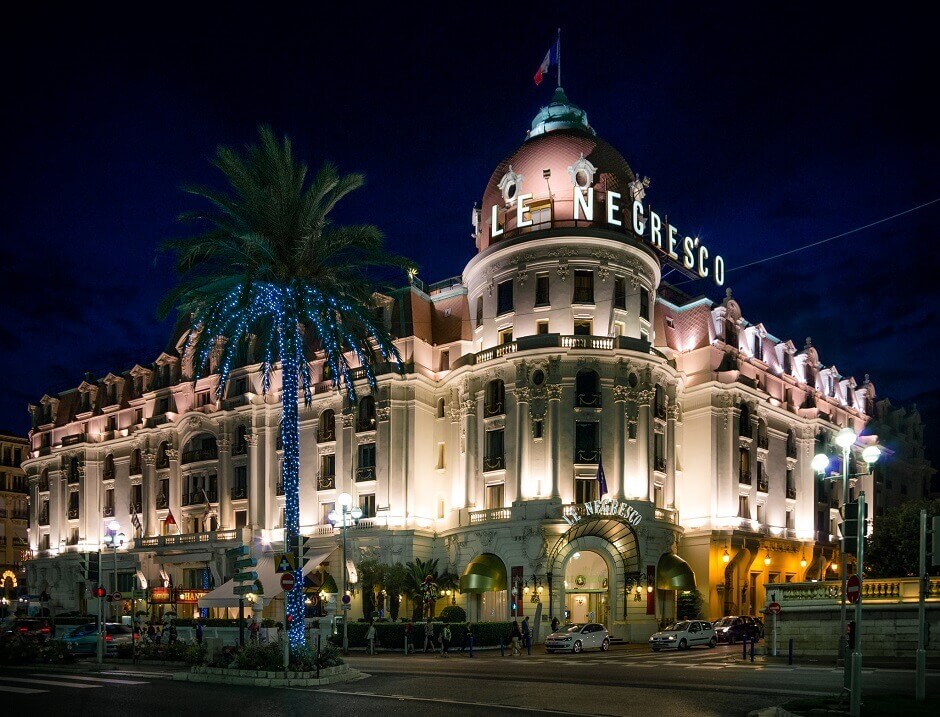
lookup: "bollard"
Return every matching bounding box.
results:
[469,633,474,658]
[500,637,505,657]
[742,637,747,660]
[788,638,793,666]
[750,639,755,663]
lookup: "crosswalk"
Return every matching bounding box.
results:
[0,672,152,696]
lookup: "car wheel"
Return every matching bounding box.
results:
[708,637,717,648]
[601,638,610,651]
[728,634,737,645]
[678,639,688,651]
[573,640,583,654]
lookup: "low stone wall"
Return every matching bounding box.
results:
[175,663,359,687]
[769,604,940,658]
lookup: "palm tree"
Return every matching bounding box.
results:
[401,558,459,620]
[161,126,408,649]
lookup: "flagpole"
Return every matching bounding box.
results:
[557,27,562,89]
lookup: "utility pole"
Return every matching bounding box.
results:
[916,509,927,701]
[849,492,867,717]
[96,549,104,664]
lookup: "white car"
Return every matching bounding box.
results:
[545,623,610,653]
[649,620,717,651]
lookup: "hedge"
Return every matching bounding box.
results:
[327,621,515,650]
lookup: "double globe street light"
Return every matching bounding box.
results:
[328,492,362,654]
[812,426,881,663]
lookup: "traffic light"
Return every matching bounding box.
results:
[93,585,107,598]
[841,502,867,556]
[847,620,856,650]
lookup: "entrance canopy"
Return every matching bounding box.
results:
[459,553,507,594]
[198,549,333,609]
[656,552,696,591]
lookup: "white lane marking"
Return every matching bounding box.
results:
[314,688,581,714]
[101,670,172,678]
[0,686,47,694]
[0,677,100,688]
[33,674,149,685]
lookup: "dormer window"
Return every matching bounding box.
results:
[753,334,763,361]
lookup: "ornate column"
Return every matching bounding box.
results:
[613,386,628,501]
[341,411,355,499]
[217,435,232,529]
[546,384,562,499]
[462,398,477,508]
[166,448,180,531]
[49,469,63,549]
[666,403,679,508]
[514,387,529,501]
[246,433,260,528]
[142,449,157,536]
[636,389,653,501]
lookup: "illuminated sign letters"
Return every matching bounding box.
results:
[563,498,643,527]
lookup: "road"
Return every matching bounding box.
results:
[1,644,938,716]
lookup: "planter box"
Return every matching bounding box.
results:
[181,663,356,687]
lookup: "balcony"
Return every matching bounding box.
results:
[483,456,506,472]
[156,494,169,509]
[231,486,247,500]
[103,506,115,518]
[355,466,376,482]
[574,449,600,465]
[654,507,678,524]
[786,486,797,500]
[134,527,248,551]
[469,507,512,524]
[576,393,601,408]
[182,447,218,464]
[62,434,87,447]
[739,470,752,486]
[67,507,79,520]
[317,474,336,491]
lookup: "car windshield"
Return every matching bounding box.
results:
[664,622,690,632]
[565,624,585,633]
[716,618,736,627]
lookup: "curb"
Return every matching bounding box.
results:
[747,708,798,717]
[172,664,361,687]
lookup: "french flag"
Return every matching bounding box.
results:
[534,39,559,86]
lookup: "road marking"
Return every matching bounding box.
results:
[0,677,100,688]
[313,688,585,714]
[0,686,47,694]
[34,674,149,685]
[100,670,173,678]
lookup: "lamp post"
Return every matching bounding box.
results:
[102,521,127,626]
[329,492,361,654]
[812,428,880,668]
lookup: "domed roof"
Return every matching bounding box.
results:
[477,89,636,252]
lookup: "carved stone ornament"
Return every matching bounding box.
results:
[517,270,529,287]
[341,413,355,428]
[217,437,231,453]
[185,416,204,431]
[667,405,681,421]
[516,387,531,403]
[498,166,524,205]
[477,529,497,548]
[462,399,477,416]
[357,431,377,445]
[165,448,179,461]
[636,390,655,405]
[613,385,630,402]
[375,407,391,422]
[487,417,506,431]
[318,445,335,456]
[142,449,156,466]
[567,154,597,188]
[545,384,563,400]
[557,263,569,282]
[598,266,610,282]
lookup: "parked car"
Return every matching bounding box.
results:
[0,618,53,642]
[712,615,762,644]
[649,620,717,651]
[545,623,610,653]
[61,623,134,655]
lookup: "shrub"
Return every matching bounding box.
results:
[184,642,207,666]
[677,590,705,620]
[0,635,40,665]
[39,639,75,664]
[230,641,283,671]
[439,605,467,623]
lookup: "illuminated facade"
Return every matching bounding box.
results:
[24,91,879,636]
[1,431,29,610]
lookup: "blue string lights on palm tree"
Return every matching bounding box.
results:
[161,126,410,651]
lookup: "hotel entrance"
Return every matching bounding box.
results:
[564,549,609,625]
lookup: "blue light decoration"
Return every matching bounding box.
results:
[182,281,402,650]
[201,568,210,619]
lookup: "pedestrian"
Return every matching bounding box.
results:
[424,618,435,653]
[248,617,260,642]
[404,619,413,655]
[147,622,156,643]
[366,621,377,655]
[276,621,284,642]
[440,624,451,657]
[551,616,559,634]
[509,620,521,656]
[195,619,204,645]
[461,622,473,653]
[522,616,531,655]
[168,623,178,644]
[154,625,163,646]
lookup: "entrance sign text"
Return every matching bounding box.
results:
[563,499,643,527]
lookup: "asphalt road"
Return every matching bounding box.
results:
[1,644,938,716]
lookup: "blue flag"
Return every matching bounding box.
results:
[596,456,608,497]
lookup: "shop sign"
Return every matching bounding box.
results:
[174,589,209,604]
[563,499,643,527]
[148,587,172,604]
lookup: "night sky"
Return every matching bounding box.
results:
[1,5,936,459]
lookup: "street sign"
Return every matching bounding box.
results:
[233,583,260,596]
[767,602,782,615]
[280,573,296,592]
[233,571,258,582]
[275,553,296,573]
[112,592,123,602]
[847,574,862,604]
[341,594,351,604]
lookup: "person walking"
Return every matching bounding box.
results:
[521,616,531,655]
[404,619,413,655]
[147,622,156,643]
[248,617,260,643]
[423,618,436,653]
[551,616,559,634]
[366,621,377,655]
[440,624,451,657]
[461,622,474,654]
[509,620,522,656]
[195,619,204,645]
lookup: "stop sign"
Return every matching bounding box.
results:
[846,574,861,604]
[767,601,782,615]
[280,572,296,592]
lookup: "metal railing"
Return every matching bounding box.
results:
[575,449,600,465]
[182,447,218,464]
[469,507,512,524]
[355,467,376,482]
[483,456,506,471]
[156,494,169,509]
[103,506,115,517]
[134,527,245,550]
[757,479,769,493]
[786,486,797,499]
[231,486,247,500]
[317,474,336,491]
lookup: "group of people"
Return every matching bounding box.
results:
[362,618,474,657]
[507,616,533,656]
[137,619,177,645]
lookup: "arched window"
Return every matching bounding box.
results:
[436,397,446,419]
[182,433,218,464]
[484,379,505,417]
[103,454,115,480]
[575,371,601,408]
[739,403,751,438]
[318,409,336,442]
[357,396,376,432]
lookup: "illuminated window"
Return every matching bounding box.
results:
[499,328,513,345]
[485,483,504,510]
[573,319,592,336]
[476,296,483,327]
[639,288,650,320]
[359,494,376,518]
[738,495,750,519]
[536,320,549,335]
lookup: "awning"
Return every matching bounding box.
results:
[198,549,334,609]
[459,553,507,594]
[656,552,696,591]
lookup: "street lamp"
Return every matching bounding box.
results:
[328,492,362,654]
[522,576,544,603]
[813,428,881,666]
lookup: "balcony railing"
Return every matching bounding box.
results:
[786,486,797,499]
[134,527,246,550]
[67,507,79,520]
[102,469,114,480]
[654,457,667,472]
[575,449,600,465]
[766,577,940,608]
[156,494,169,509]
[182,447,218,464]
[103,506,115,517]
[757,479,769,493]
[317,429,336,443]
[355,467,376,482]
[655,403,667,420]
[576,393,601,408]
[318,474,336,491]
[484,401,504,417]
[483,455,506,471]
[561,335,614,350]
[654,507,678,524]
[231,486,247,500]
[130,501,142,513]
[232,441,247,456]
[469,507,512,524]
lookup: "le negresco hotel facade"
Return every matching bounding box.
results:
[23,91,878,640]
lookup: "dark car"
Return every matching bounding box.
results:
[61,623,134,656]
[712,616,762,644]
[0,618,54,641]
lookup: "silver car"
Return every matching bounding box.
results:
[545,623,610,653]
[649,620,717,651]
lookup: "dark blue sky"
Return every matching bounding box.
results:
[1,4,936,456]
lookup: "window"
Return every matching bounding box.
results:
[196,390,211,407]
[485,483,504,510]
[436,397,446,418]
[575,370,600,407]
[322,362,333,383]
[614,321,626,337]
[738,495,750,519]
[484,429,505,471]
[753,334,763,360]
[232,465,248,499]
[357,396,376,432]
[318,410,336,442]
[319,454,336,487]
[497,279,514,316]
[437,443,446,470]
[106,415,117,432]
[320,502,334,525]
[104,488,114,510]
[574,422,599,463]
[786,469,795,498]
[499,327,513,345]
[439,350,450,371]
[805,363,816,389]
[739,403,751,437]
[757,461,767,491]
[359,494,376,519]
[40,533,50,550]
[739,447,751,484]
[532,419,543,439]
[573,270,594,304]
[158,479,169,508]
[485,379,505,416]
[654,484,664,508]
[357,443,376,481]
[573,319,592,336]
[575,477,597,504]
[155,396,170,415]
[103,454,115,480]
[134,408,143,425]
[639,288,650,320]
[536,320,549,335]
[654,433,665,471]
[786,509,794,529]
[783,351,792,375]
[535,273,550,306]
[654,384,666,419]
[475,296,483,327]
[614,277,627,310]
[756,503,765,524]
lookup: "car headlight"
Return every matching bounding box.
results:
[667,635,676,641]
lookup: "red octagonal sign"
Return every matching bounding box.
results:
[846,574,861,604]
[280,572,296,592]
